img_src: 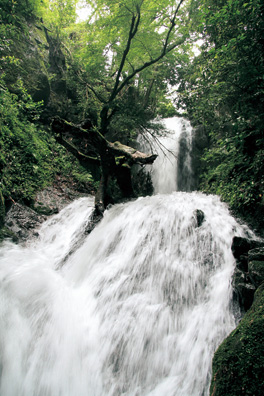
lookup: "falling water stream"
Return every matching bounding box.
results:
[0,118,252,396]
[150,118,194,193]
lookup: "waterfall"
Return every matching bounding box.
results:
[142,117,194,194]
[0,118,252,396]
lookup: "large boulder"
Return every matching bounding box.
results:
[3,185,89,242]
[210,283,264,396]
[211,239,264,395]
[248,247,264,288]
[231,236,262,260]
[232,237,264,312]
[4,203,46,241]
[232,268,256,312]
[248,247,264,261]
[193,209,205,228]
[248,260,264,288]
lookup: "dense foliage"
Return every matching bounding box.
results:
[0,77,94,205]
[0,0,193,212]
[0,78,51,203]
[0,0,97,210]
[0,0,77,27]
[64,0,195,142]
[176,0,264,228]
[0,0,263,226]
[43,0,197,209]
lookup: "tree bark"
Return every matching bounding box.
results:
[51,117,157,212]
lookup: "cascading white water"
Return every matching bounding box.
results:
[176,119,194,192]
[142,117,194,193]
[150,118,182,193]
[0,118,252,396]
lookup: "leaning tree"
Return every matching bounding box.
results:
[51,0,192,213]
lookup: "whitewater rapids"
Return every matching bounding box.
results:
[0,117,252,396]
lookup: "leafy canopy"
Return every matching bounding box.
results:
[66,0,194,138]
[175,0,264,218]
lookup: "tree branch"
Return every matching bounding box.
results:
[85,83,107,103]
[163,0,184,52]
[51,117,158,166]
[107,141,158,165]
[110,6,141,102]
[51,117,106,152]
[115,36,185,97]
[111,0,185,100]
[55,136,100,166]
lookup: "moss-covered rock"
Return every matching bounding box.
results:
[248,260,264,289]
[248,247,264,261]
[233,267,256,312]
[210,283,264,396]
[33,204,59,216]
[0,227,19,243]
[2,19,50,103]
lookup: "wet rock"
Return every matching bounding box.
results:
[33,204,59,216]
[0,227,19,243]
[248,247,264,261]
[247,247,264,288]
[231,236,262,260]
[194,209,205,227]
[248,261,264,289]
[235,254,248,272]
[235,281,256,312]
[34,185,87,213]
[2,184,92,243]
[232,236,252,259]
[233,268,246,284]
[4,203,46,242]
[232,237,264,312]
[232,268,256,312]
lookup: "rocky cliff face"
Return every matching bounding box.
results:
[2,16,72,123]
[232,237,264,313]
[0,184,90,244]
